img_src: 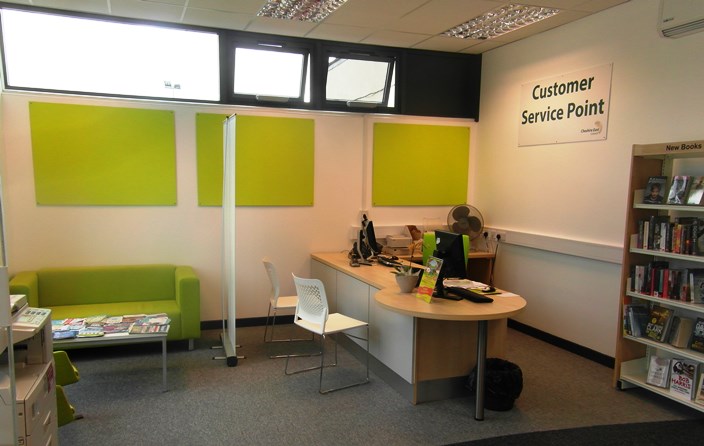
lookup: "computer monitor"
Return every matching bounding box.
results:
[432,230,468,297]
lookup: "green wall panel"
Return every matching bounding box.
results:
[196,114,315,206]
[29,102,177,206]
[372,123,469,206]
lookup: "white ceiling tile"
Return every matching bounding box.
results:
[245,16,317,37]
[361,30,432,49]
[110,0,183,21]
[187,0,264,14]
[182,8,253,30]
[31,0,110,15]
[305,23,373,44]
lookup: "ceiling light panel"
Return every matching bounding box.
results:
[443,3,561,40]
[257,0,349,23]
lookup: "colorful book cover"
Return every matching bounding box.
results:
[415,256,443,303]
[643,176,667,204]
[669,358,698,400]
[690,318,704,353]
[645,305,674,342]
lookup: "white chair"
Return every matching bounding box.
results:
[285,274,369,394]
[263,259,312,358]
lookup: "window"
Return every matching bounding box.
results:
[325,53,396,109]
[0,9,220,101]
[231,42,311,104]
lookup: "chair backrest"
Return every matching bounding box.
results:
[262,259,282,303]
[291,274,329,335]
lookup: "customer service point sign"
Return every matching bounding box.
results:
[519,64,612,147]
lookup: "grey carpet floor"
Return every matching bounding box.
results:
[57,326,702,445]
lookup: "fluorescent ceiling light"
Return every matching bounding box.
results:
[443,3,560,40]
[257,0,349,23]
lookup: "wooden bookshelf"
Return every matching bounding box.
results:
[615,139,704,412]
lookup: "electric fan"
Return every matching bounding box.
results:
[447,204,484,240]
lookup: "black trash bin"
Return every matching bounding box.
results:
[467,358,523,411]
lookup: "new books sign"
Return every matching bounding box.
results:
[519,64,612,146]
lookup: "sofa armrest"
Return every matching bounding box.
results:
[9,271,40,308]
[175,266,201,339]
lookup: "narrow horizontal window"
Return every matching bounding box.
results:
[0,9,220,101]
[326,56,395,108]
[232,45,310,103]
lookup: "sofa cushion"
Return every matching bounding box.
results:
[37,264,176,307]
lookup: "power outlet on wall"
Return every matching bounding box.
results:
[485,230,507,243]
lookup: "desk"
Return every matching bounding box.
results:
[375,288,526,420]
[310,252,525,415]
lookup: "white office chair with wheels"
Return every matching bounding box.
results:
[263,259,313,358]
[285,274,370,394]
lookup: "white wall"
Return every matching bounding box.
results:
[477,0,704,356]
[0,92,476,322]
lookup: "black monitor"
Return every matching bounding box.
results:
[433,230,467,297]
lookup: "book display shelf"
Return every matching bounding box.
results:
[615,139,704,412]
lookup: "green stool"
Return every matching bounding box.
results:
[53,351,82,426]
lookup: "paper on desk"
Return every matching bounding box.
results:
[443,279,487,289]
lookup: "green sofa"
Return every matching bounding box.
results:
[9,264,200,349]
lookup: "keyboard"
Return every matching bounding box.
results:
[443,287,494,303]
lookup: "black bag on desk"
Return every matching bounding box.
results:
[466,358,523,411]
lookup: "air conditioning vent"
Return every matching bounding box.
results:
[658,0,704,38]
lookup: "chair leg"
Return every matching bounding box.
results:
[285,329,370,394]
[265,306,317,359]
[263,303,273,342]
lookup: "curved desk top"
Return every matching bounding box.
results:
[374,286,526,322]
[312,252,526,322]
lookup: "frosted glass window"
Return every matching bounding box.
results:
[0,9,220,101]
[233,47,309,101]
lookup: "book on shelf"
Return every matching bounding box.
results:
[669,358,698,400]
[668,317,694,348]
[646,355,671,388]
[623,304,649,338]
[687,176,704,205]
[667,175,691,205]
[690,318,704,353]
[643,176,668,204]
[690,269,704,303]
[695,372,704,406]
[645,305,675,342]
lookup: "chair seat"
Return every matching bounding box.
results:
[272,294,298,310]
[296,312,367,336]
